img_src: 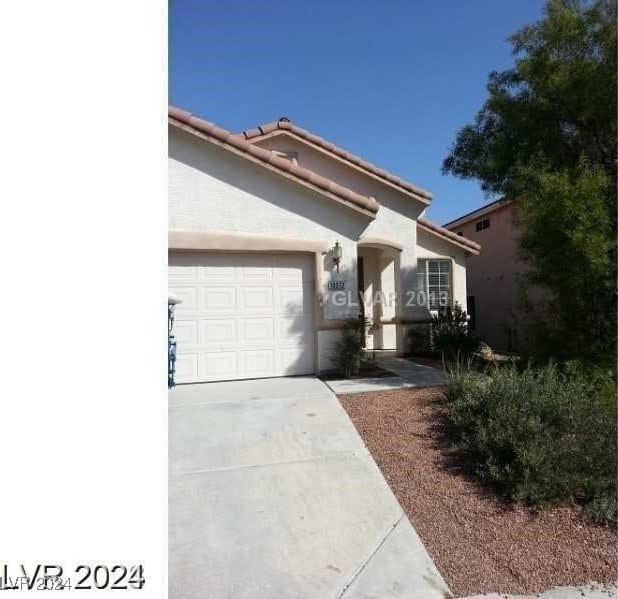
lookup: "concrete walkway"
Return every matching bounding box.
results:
[169,377,451,598]
[324,375,419,394]
[325,352,446,395]
[374,351,447,386]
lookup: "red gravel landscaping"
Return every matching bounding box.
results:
[338,386,617,598]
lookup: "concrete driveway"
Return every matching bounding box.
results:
[169,377,451,599]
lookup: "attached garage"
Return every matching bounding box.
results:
[169,252,315,383]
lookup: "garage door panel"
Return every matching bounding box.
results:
[277,267,306,285]
[170,252,315,383]
[241,287,273,311]
[240,266,273,282]
[169,264,198,282]
[240,318,275,344]
[202,287,237,311]
[200,351,238,380]
[242,349,275,377]
[200,319,237,345]
[174,320,199,345]
[201,265,236,282]
[279,287,312,315]
[176,353,199,381]
[279,317,314,345]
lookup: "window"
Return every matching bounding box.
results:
[457,231,464,236]
[417,259,451,310]
[475,217,490,231]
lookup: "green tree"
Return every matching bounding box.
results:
[443,0,616,365]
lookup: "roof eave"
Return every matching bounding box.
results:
[169,117,377,220]
[443,198,513,230]
[417,219,481,255]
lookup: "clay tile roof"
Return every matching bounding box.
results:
[417,217,481,255]
[237,118,432,203]
[169,106,378,216]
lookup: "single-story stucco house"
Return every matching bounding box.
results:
[169,106,480,384]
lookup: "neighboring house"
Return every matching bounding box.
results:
[444,198,528,352]
[169,107,480,383]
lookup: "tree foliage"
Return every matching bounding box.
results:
[443,0,616,364]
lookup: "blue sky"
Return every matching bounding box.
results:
[170,0,545,224]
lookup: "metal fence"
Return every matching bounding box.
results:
[168,302,177,388]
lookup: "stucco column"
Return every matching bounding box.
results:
[379,251,397,349]
[397,243,417,356]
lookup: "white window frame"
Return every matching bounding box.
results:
[417,259,452,311]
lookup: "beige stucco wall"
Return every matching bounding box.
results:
[450,203,527,351]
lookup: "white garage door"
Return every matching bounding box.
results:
[169,253,315,383]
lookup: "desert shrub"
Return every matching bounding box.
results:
[431,303,480,365]
[444,362,617,524]
[330,318,367,378]
[406,323,434,356]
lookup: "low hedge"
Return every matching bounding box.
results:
[444,362,616,524]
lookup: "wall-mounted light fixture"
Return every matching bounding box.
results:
[332,241,342,272]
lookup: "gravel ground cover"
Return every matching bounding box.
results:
[338,387,617,597]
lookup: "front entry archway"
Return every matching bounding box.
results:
[357,241,401,352]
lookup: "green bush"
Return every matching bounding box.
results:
[330,318,367,378]
[406,323,434,356]
[431,302,480,365]
[444,362,617,524]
